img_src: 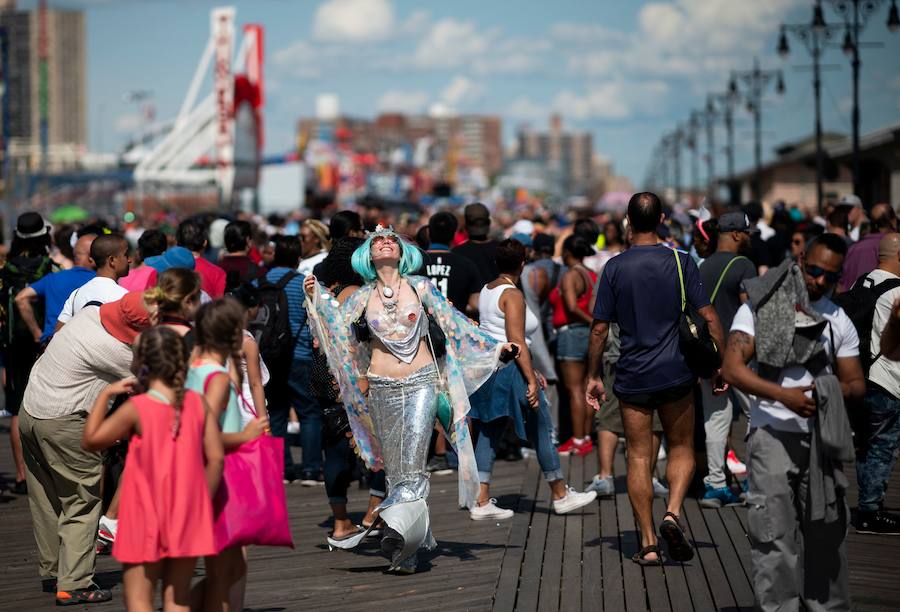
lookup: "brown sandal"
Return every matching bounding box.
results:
[659,511,694,562]
[631,544,663,566]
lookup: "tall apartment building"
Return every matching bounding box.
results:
[0,1,86,170]
[298,112,503,177]
[515,115,594,195]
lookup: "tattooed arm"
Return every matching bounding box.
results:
[722,330,817,417]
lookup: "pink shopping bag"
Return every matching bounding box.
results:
[212,435,294,550]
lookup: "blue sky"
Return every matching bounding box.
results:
[29,0,900,187]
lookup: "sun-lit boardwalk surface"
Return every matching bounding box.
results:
[1,417,898,611]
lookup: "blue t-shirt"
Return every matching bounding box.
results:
[256,267,311,361]
[29,267,96,341]
[593,244,709,395]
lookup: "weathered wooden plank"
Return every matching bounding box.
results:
[699,505,755,609]
[614,449,648,612]
[560,451,586,612]
[681,497,737,611]
[514,453,554,612]
[537,454,566,611]
[581,450,603,611]
[652,496,692,612]
[674,497,716,612]
[492,456,542,612]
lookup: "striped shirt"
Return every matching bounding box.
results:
[22,308,134,419]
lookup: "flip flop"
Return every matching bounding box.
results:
[362,519,384,537]
[326,525,367,550]
[659,511,694,562]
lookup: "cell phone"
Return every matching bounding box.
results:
[499,344,520,363]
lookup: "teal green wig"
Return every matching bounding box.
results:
[350,229,423,283]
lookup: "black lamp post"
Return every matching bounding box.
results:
[729,58,785,203]
[778,9,843,215]
[709,92,737,199]
[703,96,717,200]
[825,0,899,203]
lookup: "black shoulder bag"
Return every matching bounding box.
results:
[673,248,721,379]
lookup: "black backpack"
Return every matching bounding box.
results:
[0,256,53,348]
[833,274,900,374]
[249,271,299,376]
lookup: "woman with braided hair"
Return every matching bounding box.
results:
[82,326,224,611]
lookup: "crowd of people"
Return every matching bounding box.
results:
[0,189,897,609]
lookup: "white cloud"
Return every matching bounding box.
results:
[398,9,429,36]
[507,97,548,121]
[377,90,430,114]
[114,114,143,134]
[413,19,492,68]
[552,81,670,120]
[313,0,394,42]
[440,76,484,107]
[560,0,805,84]
[271,40,326,78]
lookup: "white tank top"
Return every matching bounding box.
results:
[478,283,540,345]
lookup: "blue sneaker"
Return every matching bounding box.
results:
[699,484,744,509]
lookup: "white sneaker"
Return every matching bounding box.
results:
[726,450,747,475]
[470,498,514,521]
[586,475,615,497]
[98,515,118,543]
[652,477,669,497]
[657,444,667,461]
[552,487,597,514]
[287,421,300,434]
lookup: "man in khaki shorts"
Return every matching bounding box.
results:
[587,322,667,497]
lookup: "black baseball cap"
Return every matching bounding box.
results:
[464,203,491,229]
[718,212,754,233]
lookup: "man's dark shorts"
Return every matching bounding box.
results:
[617,381,694,410]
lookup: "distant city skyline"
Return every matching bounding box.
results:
[19,0,900,188]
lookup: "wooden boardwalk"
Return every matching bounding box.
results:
[1,417,899,611]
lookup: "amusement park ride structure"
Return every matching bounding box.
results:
[133,7,264,208]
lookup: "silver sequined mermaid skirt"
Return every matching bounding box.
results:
[367,363,438,571]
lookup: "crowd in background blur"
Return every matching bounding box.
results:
[0,189,898,608]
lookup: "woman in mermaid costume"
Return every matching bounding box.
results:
[304,226,516,574]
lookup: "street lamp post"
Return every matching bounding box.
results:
[703,96,717,200]
[778,10,843,214]
[729,58,785,203]
[710,92,737,198]
[671,128,683,203]
[688,111,701,201]
[825,0,899,203]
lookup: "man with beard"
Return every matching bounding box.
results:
[697,212,758,508]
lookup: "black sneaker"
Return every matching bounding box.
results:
[856,510,900,535]
[41,578,57,593]
[13,480,27,495]
[426,454,453,475]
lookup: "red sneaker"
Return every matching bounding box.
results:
[576,438,594,456]
[557,437,579,454]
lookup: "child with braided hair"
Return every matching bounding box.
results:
[82,326,224,611]
[187,297,268,612]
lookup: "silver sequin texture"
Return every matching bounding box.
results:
[367,363,439,566]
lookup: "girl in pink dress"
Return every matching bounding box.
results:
[83,326,224,612]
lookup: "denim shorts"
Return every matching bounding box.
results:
[555,324,590,361]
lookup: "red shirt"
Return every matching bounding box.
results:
[194,256,226,298]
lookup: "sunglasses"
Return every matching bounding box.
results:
[805,264,841,284]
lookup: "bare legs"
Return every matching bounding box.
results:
[596,430,618,478]
[331,495,382,537]
[559,361,592,440]
[621,393,694,561]
[123,558,195,612]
